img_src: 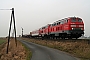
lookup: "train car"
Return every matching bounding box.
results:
[22,34,31,38]
[39,24,51,38]
[30,30,40,38]
[48,17,84,39]
[30,17,84,39]
[30,24,50,38]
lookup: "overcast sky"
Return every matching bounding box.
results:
[0,0,90,37]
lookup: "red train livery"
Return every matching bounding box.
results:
[30,17,84,39]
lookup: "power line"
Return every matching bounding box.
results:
[0,9,11,10]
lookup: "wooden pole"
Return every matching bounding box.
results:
[6,13,12,54]
[12,8,17,47]
[6,8,17,54]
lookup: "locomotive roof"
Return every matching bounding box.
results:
[53,18,67,24]
[40,24,51,29]
[40,17,82,28]
[52,16,81,24]
[68,17,81,19]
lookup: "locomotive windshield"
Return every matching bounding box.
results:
[78,19,82,22]
[71,19,82,22]
[71,19,76,22]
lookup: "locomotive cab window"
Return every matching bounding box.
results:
[78,19,82,22]
[71,19,76,22]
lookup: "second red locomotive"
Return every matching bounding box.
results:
[30,17,84,39]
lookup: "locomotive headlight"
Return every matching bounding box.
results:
[71,25,76,27]
[81,28,83,30]
[72,28,74,30]
[79,25,83,27]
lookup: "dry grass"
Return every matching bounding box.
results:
[0,38,6,45]
[22,38,90,60]
[0,38,27,60]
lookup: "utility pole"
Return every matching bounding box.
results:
[21,27,23,37]
[0,8,17,54]
[7,8,17,54]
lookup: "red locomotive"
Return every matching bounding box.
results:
[30,17,84,39]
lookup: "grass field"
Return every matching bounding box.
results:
[0,38,6,45]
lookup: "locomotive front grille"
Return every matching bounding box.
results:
[71,28,83,30]
[70,30,84,34]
